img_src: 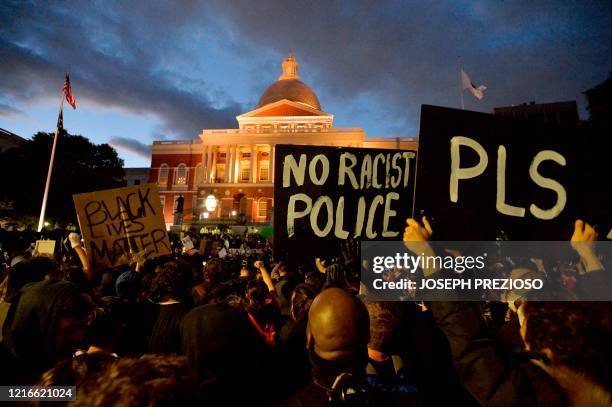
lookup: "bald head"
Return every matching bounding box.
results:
[307,288,370,361]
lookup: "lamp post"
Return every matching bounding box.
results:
[205,194,217,212]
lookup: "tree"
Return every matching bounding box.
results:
[584,72,612,130]
[0,130,126,225]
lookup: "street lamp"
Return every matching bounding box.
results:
[205,194,217,212]
[231,210,237,217]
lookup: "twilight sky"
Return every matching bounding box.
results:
[1,1,611,167]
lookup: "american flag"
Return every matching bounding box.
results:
[63,74,77,109]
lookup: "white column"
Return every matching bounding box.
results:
[269,144,275,182]
[206,147,213,183]
[233,144,239,183]
[202,145,208,184]
[224,145,230,183]
[210,148,217,183]
[250,144,257,183]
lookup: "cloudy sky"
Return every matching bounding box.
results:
[1,1,610,167]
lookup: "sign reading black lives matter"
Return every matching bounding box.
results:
[274,144,417,260]
[415,105,576,241]
[73,184,171,270]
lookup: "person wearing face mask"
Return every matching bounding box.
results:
[280,287,422,406]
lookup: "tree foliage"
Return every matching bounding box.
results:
[0,130,125,224]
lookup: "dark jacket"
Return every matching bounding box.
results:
[429,300,567,406]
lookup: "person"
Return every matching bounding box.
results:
[0,279,95,384]
[74,355,201,406]
[112,269,156,356]
[281,287,422,406]
[147,261,192,354]
[364,301,420,397]
[276,283,317,399]
[180,298,268,405]
[271,261,299,317]
[520,301,611,406]
[402,216,606,406]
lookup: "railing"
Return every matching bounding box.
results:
[205,127,364,135]
[153,140,199,145]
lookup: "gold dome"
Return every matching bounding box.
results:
[257,54,321,110]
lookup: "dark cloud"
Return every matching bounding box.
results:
[0,1,242,137]
[205,0,612,127]
[1,0,611,140]
[108,136,150,159]
[0,102,22,118]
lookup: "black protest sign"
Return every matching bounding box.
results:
[274,144,417,260]
[415,105,576,240]
[73,183,171,270]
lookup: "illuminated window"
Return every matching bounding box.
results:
[216,164,225,182]
[257,199,267,217]
[158,164,169,184]
[259,161,269,181]
[241,162,251,182]
[175,164,187,185]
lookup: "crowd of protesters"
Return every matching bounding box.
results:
[0,218,610,406]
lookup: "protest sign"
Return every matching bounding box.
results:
[73,183,171,270]
[274,144,417,260]
[34,240,56,257]
[414,105,576,240]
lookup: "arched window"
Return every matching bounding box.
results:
[175,163,187,185]
[158,164,169,184]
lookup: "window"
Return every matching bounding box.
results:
[158,164,169,184]
[159,195,166,214]
[259,161,269,181]
[215,164,225,183]
[241,162,251,182]
[175,164,187,185]
[257,199,268,218]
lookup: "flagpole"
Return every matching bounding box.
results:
[37,88,66,232]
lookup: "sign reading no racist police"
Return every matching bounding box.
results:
[274,144,417,261]
[73,184,171,270]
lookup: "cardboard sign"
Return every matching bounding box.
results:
[274,144,417,260]
[73,183,171,270]
[34,240,56,257]
[415,105,576,240]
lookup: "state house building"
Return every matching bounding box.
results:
[149,54,417,228]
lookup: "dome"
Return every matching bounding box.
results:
[257,54,321,110]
